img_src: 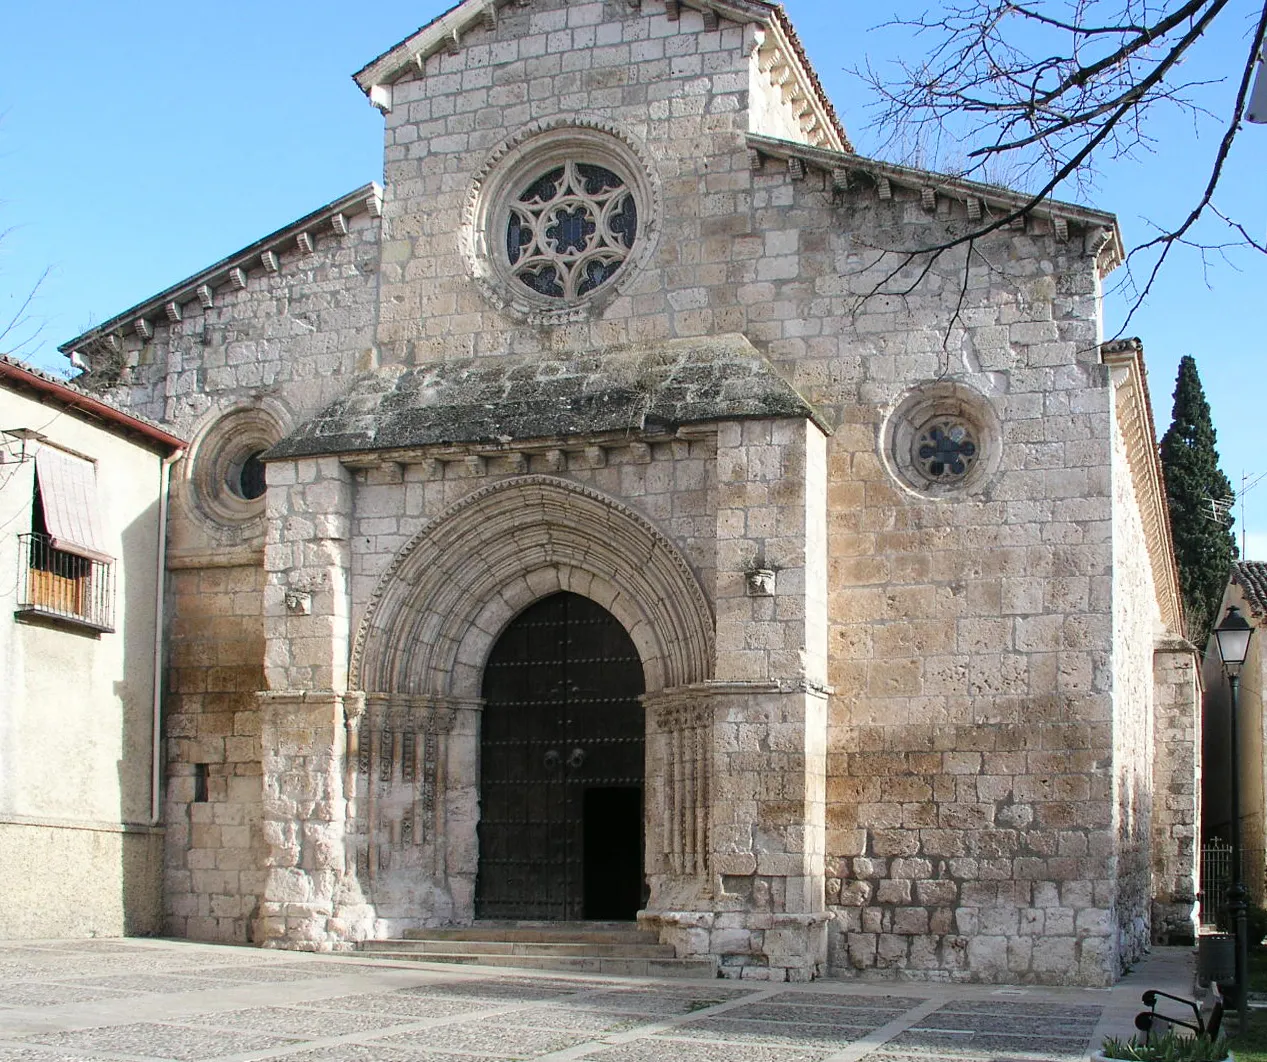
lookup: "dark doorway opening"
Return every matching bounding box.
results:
[476,591,646,921]
[583,787,643,920]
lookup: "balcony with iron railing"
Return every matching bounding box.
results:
[15,532,115,633]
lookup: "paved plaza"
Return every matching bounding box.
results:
[0,939,1196,1061]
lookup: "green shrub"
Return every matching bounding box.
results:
[1099,1030,1229,1061]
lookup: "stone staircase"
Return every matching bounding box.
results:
[355,921,717,978]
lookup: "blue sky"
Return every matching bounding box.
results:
[2,0,1264,558]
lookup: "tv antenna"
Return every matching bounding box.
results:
[1239,471,1267,559]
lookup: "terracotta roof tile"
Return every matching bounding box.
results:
[1233,561,1267,619]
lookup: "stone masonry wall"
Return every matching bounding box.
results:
[347,435,718,626]
[80,216,381,944]
[1109,408,1161,971]
[373,0,754,361]
[62,0,1171,984]
[307,0,1129,984]
[1152,638,1200,942]
[86,213,380,431]
[163,563,268,942]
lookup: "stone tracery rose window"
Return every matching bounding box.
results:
[464,122,659,321]
[505,162,639,300]
[914,418,978,481]
[884,382,1001,498]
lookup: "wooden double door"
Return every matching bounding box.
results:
[476,592,646,921]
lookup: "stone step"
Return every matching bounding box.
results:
[402,921,660,946]
[353,948,717,978]
[361,938,677,958]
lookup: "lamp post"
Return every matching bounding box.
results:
[1215,605,1255,1028]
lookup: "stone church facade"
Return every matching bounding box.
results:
[61,0,1198,985]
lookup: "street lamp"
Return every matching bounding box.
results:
[1214,605,1255,1027]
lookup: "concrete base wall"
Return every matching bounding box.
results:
[1,820,163,939]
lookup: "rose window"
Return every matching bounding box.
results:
[505,162,638,300]
[914,418,978,480]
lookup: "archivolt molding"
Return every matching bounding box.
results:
[351,475,714,697]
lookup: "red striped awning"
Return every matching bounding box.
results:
[34,447,112,563]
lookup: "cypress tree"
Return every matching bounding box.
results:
[1159,355,1238,649]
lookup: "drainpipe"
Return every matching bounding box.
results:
[151,449,183,825]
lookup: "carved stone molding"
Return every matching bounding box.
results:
[654,701,712,880]
[1102,339,1183,634]
[351,475,714,698]
[348,693,459,887]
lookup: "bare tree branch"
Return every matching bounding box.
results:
[0,264,50,357]
[851,0,1267,331]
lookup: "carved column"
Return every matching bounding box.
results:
[343,694,477,931]
[351,696,455,877]
[647,692,713,886]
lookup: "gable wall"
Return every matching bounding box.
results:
[374,0,753,360]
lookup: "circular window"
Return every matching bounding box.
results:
[229,450,268,500]
[185,406,285,530]
[464,120,660,322]
[506,162,637,300]
[914,418,978,482]
[883,382,1001,498]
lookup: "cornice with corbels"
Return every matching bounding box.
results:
[354,0,849,152]
[746,132,1125,277]
[1101,337,1185,635]
[59,184,383,367]
[750,24,842,152]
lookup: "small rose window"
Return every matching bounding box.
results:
[914,418,978,481]
[884,382,1001,498]
[506,162,638,300]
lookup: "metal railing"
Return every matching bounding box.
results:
[1200,838,1266,925]
[16,532,114,631]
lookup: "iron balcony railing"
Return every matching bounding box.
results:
[16,532,115,631]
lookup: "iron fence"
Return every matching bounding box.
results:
[16,532,114,631]
[1200,838,1266,925]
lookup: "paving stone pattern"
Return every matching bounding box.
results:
[0,940,1117,1062]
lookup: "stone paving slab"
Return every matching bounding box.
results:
[0,940,1200,1062]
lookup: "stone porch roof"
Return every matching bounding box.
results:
[267,334,828,459]
[1233,562,1267,619]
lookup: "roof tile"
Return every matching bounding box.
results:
[1233,561,1267,618]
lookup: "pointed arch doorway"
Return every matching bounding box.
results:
[476,591,646,921]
